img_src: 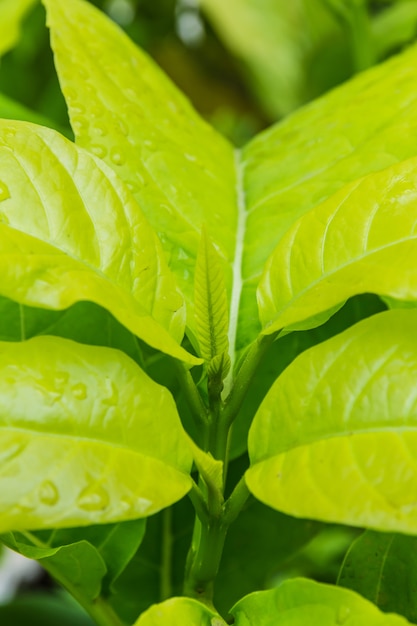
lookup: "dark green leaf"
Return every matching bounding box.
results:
[338,530,417,623]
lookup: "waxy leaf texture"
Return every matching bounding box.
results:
[248,310,417,533]
[0,336,192,531]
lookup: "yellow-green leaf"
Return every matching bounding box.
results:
[43,0,236,324]
[230,578,411,625]
[0,119,197,364]
[0,336,192,531]
[258,156,417,335]
[247,310,417,533]
[194,229,229,364]
[133,597,224,625]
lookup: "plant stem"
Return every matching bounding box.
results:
[160,507,173,601]
[223,475,251,526]
[222,332,278,431]
[175,361,208,430]
[183,516,228,607]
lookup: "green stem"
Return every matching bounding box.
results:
[175,361,208,430]
[188,478,209,522]
[21,532,126,626]
[184,335,278,608]
[222,332,278,431]
[160,507,173,601]
[183,517,228,607]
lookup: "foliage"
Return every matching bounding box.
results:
[0,0,417,624]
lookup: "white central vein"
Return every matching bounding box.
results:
[224,148,248,396]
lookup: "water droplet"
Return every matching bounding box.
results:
[119,498,133,513]
[54,371,69,386]
[0,182,10,202]
[110,150,124,166]
[90,105,103,119]
[137,497,152,514]
[126,182,138,194]
[336,606,351,624]
[184,153,196,162]
[71,118,86,134]
[0,442,24,464]
[38,480,59,506]
[117,119,128,136]
[78,485,109,512]
[71,383,87,400]
[92,123,107,137]
[90,144,108,159]
[71,103,86,115]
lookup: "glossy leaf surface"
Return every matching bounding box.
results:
[0,119,197,363]
[248,310,417,533]
[2,532,107,601]
[230,578,411,625]
[244,43,417,323]
[0,336,192,531]
[43,0,236,319]
[44,0,417,358]
[338,530,417,622]
[258,157,417,334]
[133,597,223,625]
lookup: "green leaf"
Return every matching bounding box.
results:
[2,532,107,601]
[40,0,260,362]
[0,119,197,364]
[43,0,417,362]
[43,0,236,327]
[194,229,229,366]
[338,530,417,622]
[0,0,36,57]
[109,498,194,622]
[258,157,417,335]
[230,578,412,625]
[37,519,147,595]
[0,335,192,531]
[0,594,94,626]
[230,294,385,459]
[243,42,417,297]
[247,309,417,533]
[133,597,223,625]
[187,435,224,494]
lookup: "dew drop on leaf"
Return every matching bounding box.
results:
[77,485,110,512]
[54,371,69,387]
[92,124,107,137]
[90,144,108,159]
[110,150,124,166]
[71,383,87,400]
[0,442,24,464]
[38,480,59,506]
[336,606,351,624]
[0,182,10,202]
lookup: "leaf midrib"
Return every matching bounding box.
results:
[224,148,247,393]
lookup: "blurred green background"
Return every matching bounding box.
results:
[2,0,417,146]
